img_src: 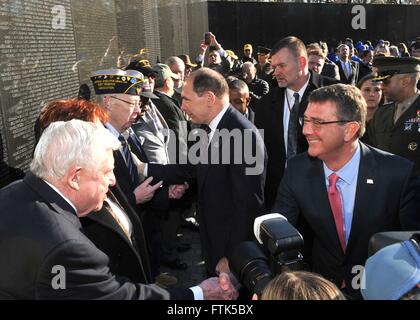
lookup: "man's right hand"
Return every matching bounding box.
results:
[199,272,239,300]
[133,176,163,204]
[199,40,208,55]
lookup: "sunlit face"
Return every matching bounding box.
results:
[339,45,349,60]
[106,94,141,133]
[271,48,302,89]
[244,48,252,57]
[258,53,267,64]
[360,79,382,121]
[76,149,116,217]
[181,78,209,124]
[208,51,221,65]
[303,101,350,163]
[308,54,325,74]
[229,88,250,114]
[170,62,185,89]
[380,74,404,102]
[242,65,256,84]
[147,75,156,92]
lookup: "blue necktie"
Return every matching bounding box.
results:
[118,135,139,184]
[287,92,300,161]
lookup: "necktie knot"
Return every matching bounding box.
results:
[329,172,339,186]
[293,92,300,104]
[200,124,211,135]
[118,134,127,145]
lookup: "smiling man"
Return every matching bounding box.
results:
[272,84,420,299]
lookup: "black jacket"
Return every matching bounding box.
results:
[272,143,420,298]
[0,173,192,299]
[254,71,339,208]
[148,106,267,274]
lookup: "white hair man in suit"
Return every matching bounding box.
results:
[0,120,238,299]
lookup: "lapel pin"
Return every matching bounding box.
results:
[366,179,374,184]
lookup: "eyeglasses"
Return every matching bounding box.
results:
[110,96,140,108]
[299,116,356,129]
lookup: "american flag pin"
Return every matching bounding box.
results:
[366,179,374,184]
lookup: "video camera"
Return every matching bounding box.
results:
[229,214,305,296]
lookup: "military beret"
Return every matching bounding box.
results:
[257,46,271,55]
[372,56,420,81]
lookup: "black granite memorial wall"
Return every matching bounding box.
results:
[0,0,208,187]
[0,0,79,185]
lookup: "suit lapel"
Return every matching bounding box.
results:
[107,186,152,282]
[127,131,149,163]
[113,150,135,190]
[23,172,81,228]
[197,107,233,192]
[346,142,377,253]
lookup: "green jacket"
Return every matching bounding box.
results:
[366,96,420,175]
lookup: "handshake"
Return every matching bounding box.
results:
[198,272,239,300]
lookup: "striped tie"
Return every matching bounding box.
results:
[118,135,139,184]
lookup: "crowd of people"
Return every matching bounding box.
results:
[0,33,419,300]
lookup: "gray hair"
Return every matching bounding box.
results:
[31,119,120,181]
[242,61,256,72]
[165,56,185,69]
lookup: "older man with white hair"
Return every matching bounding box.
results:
[0,120,238,300]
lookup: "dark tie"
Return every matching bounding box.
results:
[127,131,148,163]
[200,124,211,135]
[286,92,300,161]
[200,124,211,143]
[327,173,346,253]
[118,135,139,184]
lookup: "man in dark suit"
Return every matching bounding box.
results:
[0,120,237,299]
[144,68,267,276]
[335,44,359,85]
[228,78,254,124]
[272,84,420,299]
[255,36,338,209]
[365,56,420,175]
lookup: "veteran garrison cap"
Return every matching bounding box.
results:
[257,46,271,55]
[91,69,144,96]
[91,69,157,99]
[372,56,420,81]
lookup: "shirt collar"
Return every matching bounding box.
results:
[105,123,120,138]
[43,180,78,214]
[208,104,229,132]
[323,142,361,185]
[286,73,310,102]
[397,92,419,110]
